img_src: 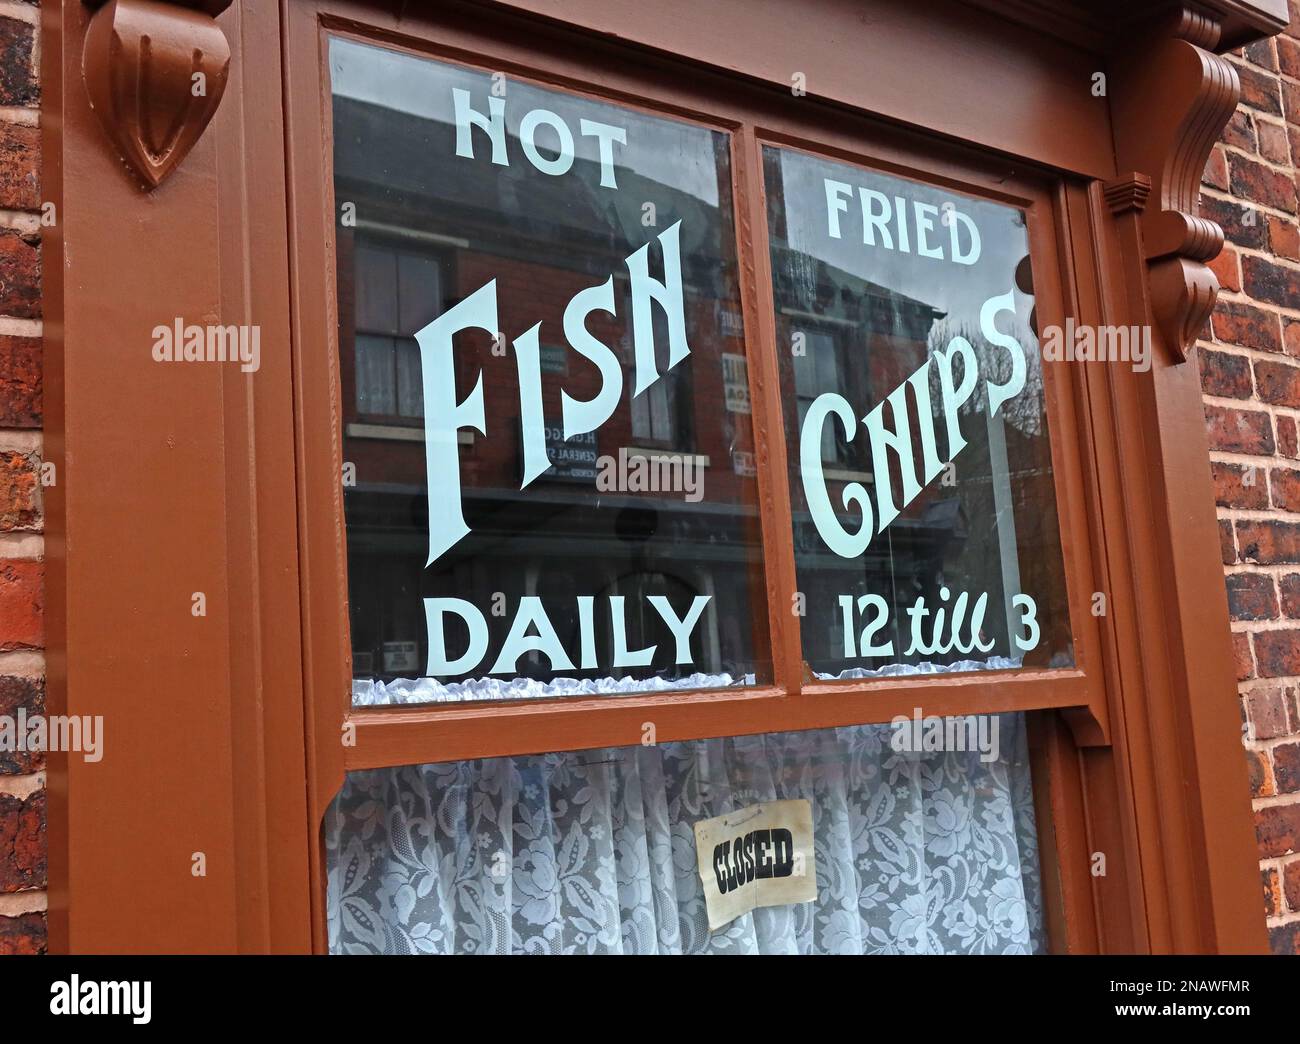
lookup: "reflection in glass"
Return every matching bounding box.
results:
[764,147,1072,678]
[330,39,770,704]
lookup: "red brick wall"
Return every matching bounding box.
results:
[0,0,43,955]
[1200,3,1300,956]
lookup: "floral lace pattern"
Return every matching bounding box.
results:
[326,712,1044,954]
[352,671,753,707]
[353,657,1022,707]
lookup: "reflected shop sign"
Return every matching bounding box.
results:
[412,86,1042,679]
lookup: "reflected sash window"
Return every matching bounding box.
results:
[352,240,442,420]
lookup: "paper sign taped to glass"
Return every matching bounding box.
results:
[693,799,817,930]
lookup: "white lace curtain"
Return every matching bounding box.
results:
[326,711,1045,954]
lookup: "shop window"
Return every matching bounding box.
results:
[314,25,1085,956]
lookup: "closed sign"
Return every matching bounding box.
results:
[693,799,817,930]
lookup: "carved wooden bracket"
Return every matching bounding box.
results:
[1110,6,1240,362]
[82,0,234,188]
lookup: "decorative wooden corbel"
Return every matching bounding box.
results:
[82,0,234,188]
[1110,6,1240,362]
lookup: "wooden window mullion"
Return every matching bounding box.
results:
[732,123,805,696]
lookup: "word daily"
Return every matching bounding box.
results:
[424,594,711,677]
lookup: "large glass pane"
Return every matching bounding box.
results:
[330,38,771,705]
[326,711,1045,954]
[764,147,1072,680]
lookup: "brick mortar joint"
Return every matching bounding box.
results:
[1200,185,1300,227]
[1213,244,1300,277]
[1251,802,1300,824]
[1218,141,1299,178]
[0,890,46,917]
[1199,338,1300,365]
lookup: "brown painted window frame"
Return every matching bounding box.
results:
[289,1,1113,953]
[42,0,1273,955]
